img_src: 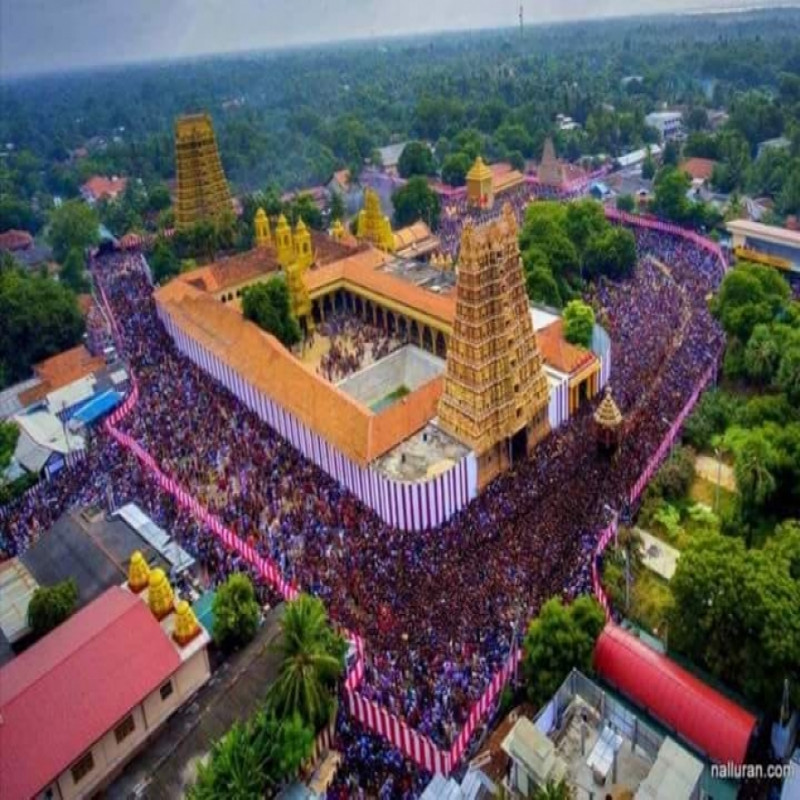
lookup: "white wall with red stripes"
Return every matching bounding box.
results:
[156,301,479,533]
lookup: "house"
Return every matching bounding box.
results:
[645,111,683,141]
[681,158,717,186]
[756,136,791,159]
[80,175,128,205]
[0,583,211,800]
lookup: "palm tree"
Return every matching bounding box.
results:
[267,594,345,730]
[190,721,262,800]
[533,778,575,800]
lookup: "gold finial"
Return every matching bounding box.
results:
[173,599,201,646]
[148,568,174,620]
[594,386,623,429]
[128,551,150,593]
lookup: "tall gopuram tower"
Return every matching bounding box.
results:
[356,189,395,252]
[538,137,564,188]
[466,156,494,209]
[174,113,231,230]
[438,204,550,488]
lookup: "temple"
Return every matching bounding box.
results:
[155,197,607,530]
[174,113,231,230]
[466,156,495,209]
[438,206,551,487]
[357,188,395,251]
[538,137,565,187]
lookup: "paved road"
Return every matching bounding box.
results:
[109,603,285,800]
[695,455,737,492]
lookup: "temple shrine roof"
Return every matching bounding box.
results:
[594,387,623,429]
[535,319,596,377]
[466,157,493,182]
[393,221,441,259]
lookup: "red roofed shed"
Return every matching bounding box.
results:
[594,624,756,766]
[0,587,181,800]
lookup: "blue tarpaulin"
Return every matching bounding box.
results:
[71,389,123,425]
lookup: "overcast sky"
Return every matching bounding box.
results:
[0,0,784,78]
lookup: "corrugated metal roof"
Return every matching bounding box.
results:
[14,428,52,473]
[594,624,757,766]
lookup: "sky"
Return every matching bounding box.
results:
[0,0,786,78]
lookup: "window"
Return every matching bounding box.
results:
[114,714,135,744]
[71,752,95,784]
[160,680,174,701]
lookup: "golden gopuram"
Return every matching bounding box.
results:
[438,204,550,488]
[466,156,495,210]
[356,188,395,252]
[174,113,232,230]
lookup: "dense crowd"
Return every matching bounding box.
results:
[1,221,724,794]
[315,313,402,382]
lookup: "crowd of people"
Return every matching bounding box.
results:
[315,313,402,382]
[0,218,725,795]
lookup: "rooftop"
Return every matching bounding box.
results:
[535,319,597,376]
[0,587,182,800]
[19,344,105,407]
[81,175,128,201]
[681,158,717,183]
[726,219,800,248]
[0,229,34,251]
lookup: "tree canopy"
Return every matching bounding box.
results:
[212,573,261,653]
[47,200,99,263]
[563,300,595,347]
[241,279,302,348]
[397,141,435,178]
[28,579,78,640]
[391,176,441,230]
[522,595,605,707]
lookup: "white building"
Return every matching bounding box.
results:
[645,111,683,141]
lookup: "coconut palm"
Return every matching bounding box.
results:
[267,594,345,730]
[534,778,575,800]
[190,721,262,800]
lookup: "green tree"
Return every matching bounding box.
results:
[0,420,20,474]
[441,152,472,187]
[242,279,301,348]
[652,166,691,223]
[662,140,680,167]
[584,227,637,280]
[150,238,181,284]
[212,573,261,653]
[392,176,441,230]
[147,183,172,213]
[522,596,605,707]
[564,199,606,259]
[287,194,324,231]
[616,193,635,212]
[526,265,562,307]
[48,200,99,263]
[267,594,345,730]
[0,266,84,388]
[734,431,778,518]
[397,141,435,178]
[744,324,781,385]
[778,347,800,405]
[60,247,89,293]
[641,149,656,180]
[328,191,345,222]
[563,300,595,347]
[534,779,575,800]
[28,579,78,639]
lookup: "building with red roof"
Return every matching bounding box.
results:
[594,624,757,766]
[0,585,210,800]
[80,175,128,205]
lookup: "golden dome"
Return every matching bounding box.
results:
[128,551,150,593]
[594,387,623,429]
[148,568,174,620]
[173,599,201,646]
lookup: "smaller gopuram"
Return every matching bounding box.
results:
[466,156,494,209]
[275,214,294,268]
[538,137,565,187]
[356,189,395,251]
[286,260,313,332]
[438,204,550,488]
[293,218,313,272]
[174,113,231,230]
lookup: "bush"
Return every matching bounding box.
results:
[28,579,78,639]
[649,446,696,501]
[212,574,261,652]
[563,300,595,347]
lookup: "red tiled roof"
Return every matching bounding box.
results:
[0,229,34,251]
[594,624,756,766]
[681,158,717,182]
[534,319,595,376]
[81,175,128,201]
[18,345,105,406]
[0,588,181,800]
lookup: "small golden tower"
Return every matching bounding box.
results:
[293,218,313,272]
[128,551,150,594]
[148,568,174,620]
[286,261,313,333]
[438,204,550,488]
[356,189,394,252]
[330,219,345,242]
[173,599,201,646]
[254,207,271,248]
[466,156,494,210]
[275,214,294,268]
[594,386,623,450]
[174,113,231,230]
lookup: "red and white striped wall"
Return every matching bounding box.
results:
[156,300,478,533]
